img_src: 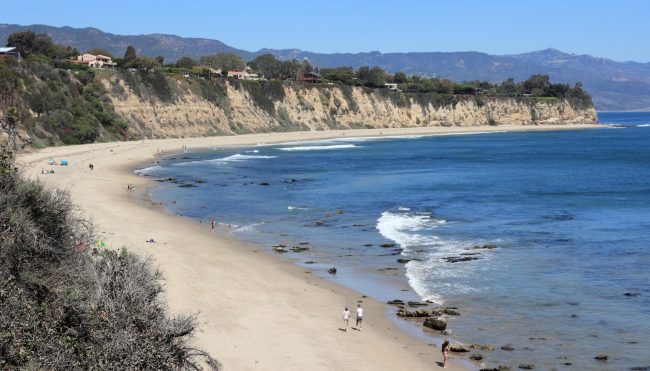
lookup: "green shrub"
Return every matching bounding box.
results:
[0,144,219,369]
[233,80,286,115]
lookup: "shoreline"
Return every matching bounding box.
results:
[17,124,604,370]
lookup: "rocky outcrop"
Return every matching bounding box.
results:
[423,317,447,331]
[102,75,598,139]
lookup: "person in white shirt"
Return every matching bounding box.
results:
[355,304,363,330]
[341,307,350,331]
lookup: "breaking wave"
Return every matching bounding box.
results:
[278,144,359,151]
[134,165,162,174]
[173,154,277,166]
[376,210,445,252]
[377,210,481,302]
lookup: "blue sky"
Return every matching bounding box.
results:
[2,0,650,62]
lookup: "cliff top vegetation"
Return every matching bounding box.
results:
[0,30,593,147]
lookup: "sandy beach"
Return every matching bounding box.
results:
[17,124,602,370]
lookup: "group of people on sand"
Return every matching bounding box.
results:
[341,304,363,331]
[126,184,135,192]
[341,304,451,368]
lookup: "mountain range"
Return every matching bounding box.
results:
[2,23,650,111]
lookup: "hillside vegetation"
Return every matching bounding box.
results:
[1,57,597,147]
[1,23,645,110]
[0,143,218,369]
[0,31,596,147]
[1,58,128,146]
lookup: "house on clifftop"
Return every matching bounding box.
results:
[0,47,21,60]
[228,66,260,80]
[298,71,322,83]
[71,53,117,68]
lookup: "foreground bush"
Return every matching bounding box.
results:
[0,144,218,369]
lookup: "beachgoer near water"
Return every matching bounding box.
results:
[441,340,450,368]
[356,304,363,330]
[211,218,216,232]
[342,307,350,331]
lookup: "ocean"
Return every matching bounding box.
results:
[137,112,650,370]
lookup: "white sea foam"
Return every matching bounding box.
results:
[233,222,264,234]
[377,209,486,302]
[376,211,445,252]
[278,144,358,151]
[288,205,307,210]
[397,206,411,211]
[217,154,277,161]
[134,165,162,174]
[431,130,508,136]
[246,149,260,153]
[276,135,412,146]
[637,124,650,127]
[273,131,504,149]
[173,153,277,166]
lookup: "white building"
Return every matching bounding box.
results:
[73,53,117,68]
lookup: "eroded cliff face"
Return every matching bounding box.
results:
[103,77,598,139]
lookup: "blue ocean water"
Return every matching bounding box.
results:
[139,114,650,370]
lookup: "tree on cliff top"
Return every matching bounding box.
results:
[123,45,137,64]
[248,53,281,79]
[200,53,246,72]
[85,48,114,58]
[6,30,77,59]
[176,56,199,69]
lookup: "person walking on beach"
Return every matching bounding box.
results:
[342,307,350,331]
[441,339,450,368]
[355,304,363,330]
[211,218,216,232]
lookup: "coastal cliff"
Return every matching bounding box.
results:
[104,75,598,139]
[1,62,598,146]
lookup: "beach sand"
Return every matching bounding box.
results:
[18,124,602,370]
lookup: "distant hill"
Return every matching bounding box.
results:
[0,23,254,62]
[2,23,650,111]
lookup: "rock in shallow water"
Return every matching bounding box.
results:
[449,344,470,353]
[396,309,431,318]
[473,243,498,250]
[423,317,447,331]
[471,343,495,352]
[443,256,481,263]
[480,366,510,371]
[470,353,483,361]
